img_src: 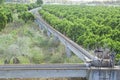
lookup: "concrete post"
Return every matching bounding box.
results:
[34,20,38,24]
[88,70,117,80]
[52,36,60,47]
[116,71,120,80]
[39,24,43,30]
[65,47,72,58]
[53,36,59,41]
[53,36,60,43]
[47,30,51,37]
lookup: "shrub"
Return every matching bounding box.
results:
[0,12,7,31]
[18,12,35,23]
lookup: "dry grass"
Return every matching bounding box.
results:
[0,20,82,64]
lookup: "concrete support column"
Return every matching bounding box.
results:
[35,19,44,31]
[53,36,59,41]
[116,71,120,80]
[65,47,72,58]
[88,70,117,80]
[52,36,60,47]
[34,20,38,24]
[39,24,43,30]
[35,19,42,30]
[47,30,51,37]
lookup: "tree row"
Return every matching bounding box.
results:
[39,5,120,59]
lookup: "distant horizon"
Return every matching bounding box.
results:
[68,0,117,1]
[43,0,119,3]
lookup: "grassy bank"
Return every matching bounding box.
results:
[0,19,82,64]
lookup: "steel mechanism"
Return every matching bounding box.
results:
[91,48,115,67]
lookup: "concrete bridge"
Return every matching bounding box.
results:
[0,64,89,78]
[0,8,119,80]
[0,64,120,80]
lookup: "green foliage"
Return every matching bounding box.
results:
[0,8,13,23]
[16,4,28,13]
[0,3,40,31]
[0,4,15,31]
[0,4,83,64]
[18,12,35,23]
[116,54,120,65]
[39,5,120,62]
[36,0,43,6]
[0,0,4,4]
[65,55,83,63]
[0,12,7,31]
[0,20,82,64]
[0,2,41,29]
[30,48,45,64]
[50,53,64,63]
[27,3,38,10]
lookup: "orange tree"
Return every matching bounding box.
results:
[18,12,35,23]
[39,5,120,63]
[0,12,7,31]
